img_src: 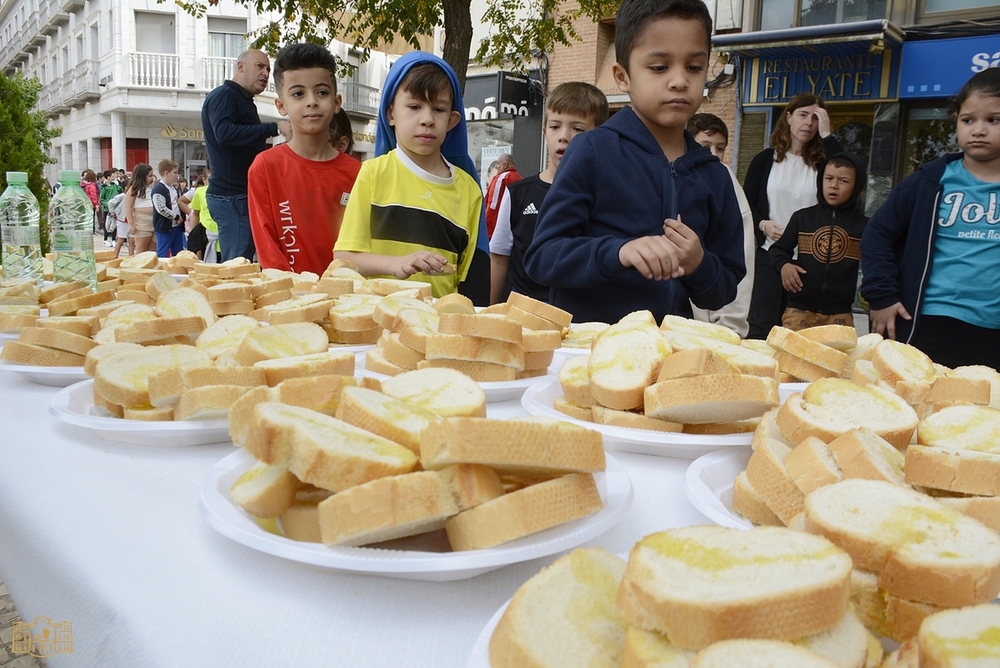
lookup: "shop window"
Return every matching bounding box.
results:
[760,0,888,30]
[924,0,999,12]
[899,106,957,180]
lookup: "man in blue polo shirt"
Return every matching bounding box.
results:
[202,49,290,261]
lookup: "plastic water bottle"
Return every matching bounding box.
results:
[0,171,43,285]
[49,169,96,290]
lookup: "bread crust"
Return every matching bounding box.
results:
[767,327,848,374]
[644,374,779,424]
[18,326,97,356]
[731,471,783,526]
[744,439,803,524]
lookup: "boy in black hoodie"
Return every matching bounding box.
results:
[769,152,867,331]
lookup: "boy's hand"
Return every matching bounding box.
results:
[390,250,448,279]
[761,219,783,242]
[663,216,704,275]
[619,236,683,281]
[780,263,807,292]
[870,302,911,340]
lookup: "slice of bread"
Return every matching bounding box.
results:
[379,367,486,417]
[228,386,278,446]
[798,324,858,352]
[731,471,783,526]
[252,351,354,386]
[334,386,436,454]
[683,418,760,435]
[507,291,573,329]
[767,326,848,374]
[175,384,256,420]
[522,327,563,352]
[661,332,778,379]
[122,405,175,421]
[436,463,504,511]
[751,408,793,450]
[621,626,696,668]
[17,326,97,357]
[114,315,206,344]
[842,332,882,379]
[424,333,525,369]
[908,405,1000,496]
[656,348,734,382]
[445,473,603,550]
[691,640,839,667]
[194,314,259,359]
[364,347,405,376]
[783,436,843,494]
[154,286,217,326]
[278,487,333,542]
[234,322,329,365]
[230,461,300,518]
[559,355,594,407]
[871,340,936,385]
[416,357,519,381]
[930,493,1000,532]
[744,438,804,524]
[273,374,358,416]
[616,526,852,650]
[489,548,628,668]
[507,304,564,332]
[774,350,839,382]
[92,344,213,407]
[589,321,670,410]
[659,313,741,345]
[951,365,1000,410]
[431,292,475,314]
[775,379,918,449]
[244,402,418,492]
[553,396,594,421]
[35,315,99,338]
[895,376,991,407]
[372,295,435,330]
[83,342,145,376]
[562,322,609,349]
[380,331,425,370]
[317,470,460,546]
[644,374,779,424]
[827,428,905,484]
[591,405,683,432]
[148,365,266,407]
[804,479,1000,607]
[437,312,522,343]
[420,416,605,475]
[917,604,1000,668]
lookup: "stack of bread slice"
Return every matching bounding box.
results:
[805,479,1000,644]
[763,324,885,382]
[229,366,607,550]
[553,311,780,434]
[490,526,880,668]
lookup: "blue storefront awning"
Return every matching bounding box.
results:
[899,34,1000,99]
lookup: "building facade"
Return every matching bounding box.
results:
[546,0,1000,210]
[0,0,405,184]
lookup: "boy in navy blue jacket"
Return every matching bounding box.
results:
[523,0,745,324]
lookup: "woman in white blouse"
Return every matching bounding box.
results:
[742,94,843,339]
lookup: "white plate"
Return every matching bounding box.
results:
[521,376,753,458]
[199,448,634,581]
[684,449,753,530]
[468,600,508,666]
[49,379,231,446]
[0,358,88,387]
[355,351,559,403]
[0,332,19,341]
[328,343,374,355]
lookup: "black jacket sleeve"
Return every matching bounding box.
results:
[769,212,801,271]
[742,150,772,248]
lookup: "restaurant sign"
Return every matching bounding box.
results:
[743,44,899,106]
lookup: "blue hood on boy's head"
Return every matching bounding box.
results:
[375,51,476,178]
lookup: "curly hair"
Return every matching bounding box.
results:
[770,93,829,169]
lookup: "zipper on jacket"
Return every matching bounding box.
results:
[668,162,679,220]
[907,189,941,345]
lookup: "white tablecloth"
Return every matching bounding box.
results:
[0,372,714,667]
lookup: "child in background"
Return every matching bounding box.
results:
[770,152,867,331]
[861,68,1000,369]
[248,42,361,275]
[335,51,485,299]
[523,0,745,324]
[686,112,755,337]
[151,159,184,257]
[489,82,609,304]
[329,108,356,156]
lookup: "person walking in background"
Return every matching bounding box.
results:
[861,69,1000,369]
[187,175,220,263]
[152,159,185,258]
[124,163,156,255]
[743,93,843,339]
[490,82,609,304]
[686,112,756,338]
[106,188,130,258]
[81,170,100,235]
[769,152,868,331]
[202,49,291,262]
[484,154,521,238]
[99,169,123,247]
[248,42,361,275]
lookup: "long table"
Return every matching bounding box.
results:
[0,371,713,667]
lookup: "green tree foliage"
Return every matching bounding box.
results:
[185,0,620,89]
[0,74,61,253]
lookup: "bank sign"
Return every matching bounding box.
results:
[899,34,1000,99]
[743,44,899,106]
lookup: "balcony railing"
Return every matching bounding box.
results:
[129,52,179,88]
[66,59,100,107]
[203,56,275,93]
[341,80,380,117]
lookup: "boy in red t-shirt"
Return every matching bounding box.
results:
[248,42,361,275]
